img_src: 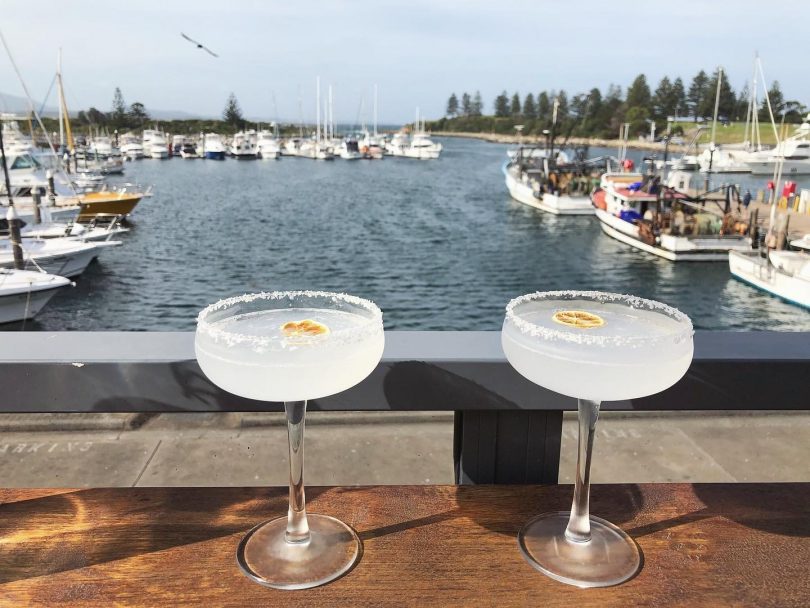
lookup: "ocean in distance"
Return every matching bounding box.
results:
[26,136,810,332]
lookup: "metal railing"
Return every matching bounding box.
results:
[1,331,808,483]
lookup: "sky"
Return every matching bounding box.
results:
[1,0,808,125]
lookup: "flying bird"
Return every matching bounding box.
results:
[181,33,218,57]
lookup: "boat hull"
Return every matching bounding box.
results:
[594,208,748,262]
[729,251,810,308]
[205,151,226,160]
[747,160,810,175]
[77,193,142,220]
[0,284,66,323]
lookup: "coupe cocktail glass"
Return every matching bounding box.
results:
[195,291,384,589]
[502,290,693,588]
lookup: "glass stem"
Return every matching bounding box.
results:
[284,400,310,544]
[565,398,601,543]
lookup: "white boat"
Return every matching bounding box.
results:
[0,268,71,324]
[88,136,114,158]
[502,160,593,215]
[730,249,810,308]
[338,137,362,160]
[282,138,302,156]
[359,130,384,159]
[142,129,169,159]
[0,118,36,156]
[698,146,754,173]
[179,141,198,158]
[171,134,188,157]
[202,133,226,160]
[120,133,144,160]
[0,237,121,278]
[297,139,334,160]
[591,172,754,261]
[384,131,409,156]
[20,212,129,241]
[256,131,281,159]
[229,130,258,159]
[746,117,810,175]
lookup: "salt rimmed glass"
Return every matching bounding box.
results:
[196,291,384,589]
[502,290,693,587]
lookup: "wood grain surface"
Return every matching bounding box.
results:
[0,484,807,607]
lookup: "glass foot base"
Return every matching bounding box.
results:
[518,511,641,588]
[237,514,362,590]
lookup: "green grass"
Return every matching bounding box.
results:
[670,121,792,146]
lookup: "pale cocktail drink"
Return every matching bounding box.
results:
[196,291,384,590]
[502,291,693,588]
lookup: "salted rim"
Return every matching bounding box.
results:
[504,290,693,347]
[196,290,383,349]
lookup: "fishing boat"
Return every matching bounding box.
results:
[0,237,121,278]
[503,147,599,215]
[256,130,281,159]
[591,172,754,261]
[729,247,810,308]
[202,133,226,160]
[179,141,198,158]
[142,129,169,159]
[0,268,71,324]
[229,130,258,159]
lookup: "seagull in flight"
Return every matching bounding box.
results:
[181,33,219,57]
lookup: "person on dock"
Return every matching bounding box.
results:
[743,190,752,209]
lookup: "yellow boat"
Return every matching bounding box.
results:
[76,188,145,221]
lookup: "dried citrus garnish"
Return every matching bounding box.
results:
[281,319,330,337]
[552,310,605,329]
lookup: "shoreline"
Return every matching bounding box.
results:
[431,131,686,153]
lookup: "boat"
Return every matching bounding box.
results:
[256,130,281,159]
[697,145,753,173]
[591,172,755,261]
[0,118,36,156]
[142,129,169,159]
[384,131,409,156]
[338,137,362,160]
[359,130,384,159]
[229,130,258,159]
[0,236,121,278]
[746,117,810,175]
[18,208,129,241]
[281,138,302,156]
[76,184,147,221]
[202,133,226,160]
[0,268,71,324]
[503,147,599,215]
[179,141,198,158]
[297,139,334,160]
[88,136,114,158]
[171,134,189,157]
[729,248,810,308]
[120,132,144,160]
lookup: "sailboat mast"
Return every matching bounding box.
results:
[316,76,321,144]
[373,84,378,136]
[328,85,333,140]
[57,49,64,150]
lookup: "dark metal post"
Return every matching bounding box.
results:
[0,126,24,270]
[31,188,42,225]
[46,169,57,207]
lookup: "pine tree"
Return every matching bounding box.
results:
[687,70,709,119]
[652,76,673,119]
[223,93,244,129]
[111,87,127,128]
[671,77,686,118]
[471,91,483,116]
[536,92,550,122]
[461,92,472,116]
[128,102,149,126]
[446,93,459,117]
[510,93,521,117]
[494,91,509,117]
[705,68,736,120]
[760,80,785,121]
[522,93,536,119]
[626,74,651,109]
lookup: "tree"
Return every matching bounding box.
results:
[128,102,149,126]
[86,107,107,126]
[687,70,709,119]
[111,87,127,129]
[536,92,550,122]
[652,76,673,119]
[702,68,736,121]
[471,91,483,116]
[625,74,651,110]
[510,93,521,117]
[760,80,785,121]
[671,77,686,118]
[494,91,509,117]
[461,92,472,116]
[446,93,459,117]
[555,90,569,123]
[522,93,536,119]
[223,92,244,129]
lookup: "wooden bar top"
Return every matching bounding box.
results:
[0,484,807,607]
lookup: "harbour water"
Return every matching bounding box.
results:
[25,137,810,331]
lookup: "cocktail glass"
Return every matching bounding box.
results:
[502,290,693,587]
[195,291,384,589]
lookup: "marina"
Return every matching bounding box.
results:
[2,135,807,331]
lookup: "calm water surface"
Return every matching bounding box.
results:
[28,137,810,331]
